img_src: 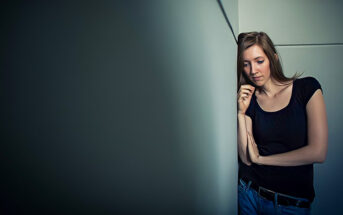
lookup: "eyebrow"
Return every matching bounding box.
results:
[244,56,264,61]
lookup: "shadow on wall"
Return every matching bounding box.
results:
[1,1,195,214]
[1,1,239,214]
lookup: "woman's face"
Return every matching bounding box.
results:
[243,44,271,87]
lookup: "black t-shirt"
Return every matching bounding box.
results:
[239,77,322,202]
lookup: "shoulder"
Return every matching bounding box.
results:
[295,76,323,105]
[296,76,321,87]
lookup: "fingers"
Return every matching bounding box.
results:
[240,85,255,92]
[238,85,256,114]
[247,134,254,156]
[239,89,252,100]
[238,85,255,100]
[247,132,252,140]
[247,132,252,145]
[247,132,253,141]
[247,132,257,146]
[238,90,252,102]
[238,86,254,95]
[247,132,260,164]
[239,89,253,96]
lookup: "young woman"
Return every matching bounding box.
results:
[237,32,328,214]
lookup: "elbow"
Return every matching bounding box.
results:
[309,140,328,164]
[244,160,252,166]
[238,153,252,166]
[241,160,252,166]
[316,153,326,163]
[314,148,327,163]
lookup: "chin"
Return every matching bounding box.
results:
[255,82,264,87]
[250,80,264,87]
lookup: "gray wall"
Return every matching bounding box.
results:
[0,0,238,214]
[239,0,343,214]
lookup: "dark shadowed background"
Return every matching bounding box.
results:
[0,1,238,214]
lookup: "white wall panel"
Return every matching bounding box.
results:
[239,0,343,44]
[157,1,239,214]
[221,0,239,38]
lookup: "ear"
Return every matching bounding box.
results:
[274,53,278,61]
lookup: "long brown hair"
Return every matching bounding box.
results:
[237,32,300,91]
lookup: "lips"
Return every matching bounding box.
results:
[252,76,262,81]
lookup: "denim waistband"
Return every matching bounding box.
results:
[239,178,311,208]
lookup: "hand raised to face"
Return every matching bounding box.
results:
[238,84,255,115]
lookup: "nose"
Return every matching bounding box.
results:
[250,63,257,75]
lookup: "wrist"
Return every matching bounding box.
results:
[256,156,264,165]
[238,112,246,117]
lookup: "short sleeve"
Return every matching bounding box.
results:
[301,77,323,105]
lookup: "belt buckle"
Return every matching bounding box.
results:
[277,193,310,208]
[255,184,310,208]
[258,186,276,201]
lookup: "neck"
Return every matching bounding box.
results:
[259,79,289,98]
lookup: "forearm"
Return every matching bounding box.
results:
[256,144,326,166]
[237,113,251,165]
[247,88,328,167]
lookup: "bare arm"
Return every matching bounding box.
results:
[238,113,253,165]
[248,89,328,166]
[237,84,255,165]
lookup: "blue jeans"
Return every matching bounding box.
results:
[238,179,311,215]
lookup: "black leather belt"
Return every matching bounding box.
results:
[240,178,311,209]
